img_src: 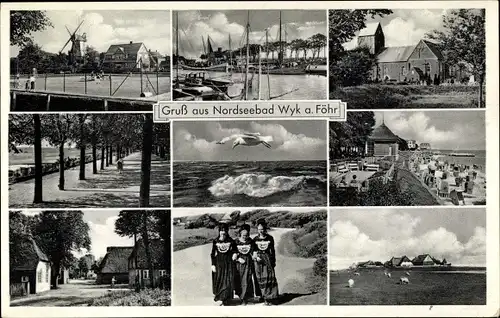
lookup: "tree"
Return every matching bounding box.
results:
[331,46,376,87]
[115,210,169,289]
[16,42,48,74]
[78,257,89,278]
[83,46,100,71]
[77,114,89,180]
[33,115,43,203]
[328,10,393,59]
[330,112,375,159]
[32,211,91,288]
[10,11,53,47]
[140,115,154,207]
[41,114,75,190]
[427,9,485,107]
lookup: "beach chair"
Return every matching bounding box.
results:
[336,162,348,173]
[347,162,359,171]
[465,180,474,194]
[450,189,465,205]
[365,163,380,172]
[438,181,449,198]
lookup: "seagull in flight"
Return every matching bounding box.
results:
[216,132,273,149]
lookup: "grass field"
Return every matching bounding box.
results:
[330,84,482,109]
[89,289,171,306]
[329,268,486,305]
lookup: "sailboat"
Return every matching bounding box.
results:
[179,36,229,72]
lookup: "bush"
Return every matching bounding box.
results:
[313,255,328,277]
[89,288,171,306]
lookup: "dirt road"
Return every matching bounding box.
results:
[173,228,318,306]
[10,279,130,307]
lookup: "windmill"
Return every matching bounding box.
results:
[59,20,87,67]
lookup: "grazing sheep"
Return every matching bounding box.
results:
[405,271,411,276]
[348,279,354,288]
[400,277,410,284]
[354,272,360,276]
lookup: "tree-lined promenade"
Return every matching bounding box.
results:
[9,114,170,208]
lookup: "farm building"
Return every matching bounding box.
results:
[102,42,151,72]
[97,246,134,284]
[356,22,449,83]
[365,120,400,160]
[10,236,51,295]
[388,255,412,267]
[128,239,168,288]
[412,254,440,266]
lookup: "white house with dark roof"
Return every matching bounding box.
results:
[10,236,51,295]
[102,42,151,71]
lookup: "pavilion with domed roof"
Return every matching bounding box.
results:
[365,119,400,160]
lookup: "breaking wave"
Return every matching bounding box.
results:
[208,173,325,198]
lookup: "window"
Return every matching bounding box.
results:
[37,269,42,283]
[159,270,166,277]
[143,270,149,279]
[401,66,406,75]
[46,267,49,283]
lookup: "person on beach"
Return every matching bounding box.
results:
[234,224,258,306]
[252,219,279,306]
[211,222,237,306]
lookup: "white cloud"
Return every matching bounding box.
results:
[173,122,325,161]
[86,216,134,259]
[177,12,326,58]
[12,11,171,56]
[329,214,486,270]
[378,112,460,149]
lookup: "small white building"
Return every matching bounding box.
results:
[11,237,51,295]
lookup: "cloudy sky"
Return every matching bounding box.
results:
[175,10,326,58]
[329,208,486,270]
[173,207,323,218]
[343,9,448,50]
[10,10,171,56]
[173,120,327,161]
[21,209,133,259]
[372,111,485,151]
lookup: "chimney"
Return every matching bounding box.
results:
[218,47,222,53]
[129,41,133,44]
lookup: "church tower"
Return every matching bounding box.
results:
[357,22,385,55]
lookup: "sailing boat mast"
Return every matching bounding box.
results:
[265,29,271,99]
[279,11,283,66]
[229,34,232,74]
[244,11,250,100]
[175,11,179,86]
[202,35,206,55]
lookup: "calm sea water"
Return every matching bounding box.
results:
[11,74,171,98]
[433,149,486,171]
[173,160,327,207]
[177,70,326,100]
[9,147,93,169]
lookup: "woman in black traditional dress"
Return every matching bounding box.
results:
[252,219,279,305]
[210,222,237,306]
[234,224,258,305]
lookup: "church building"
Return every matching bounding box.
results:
[356,22,449,83]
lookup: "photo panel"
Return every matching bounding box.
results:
[328,207,486,305]
[329,110,486,206]
[172,119,328,207]
[9,10,172,111]
[8,114,170,208]
[328,9,486,109]
[173,10,327,101]
[172,207,327,306]
[9,209,172,306]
